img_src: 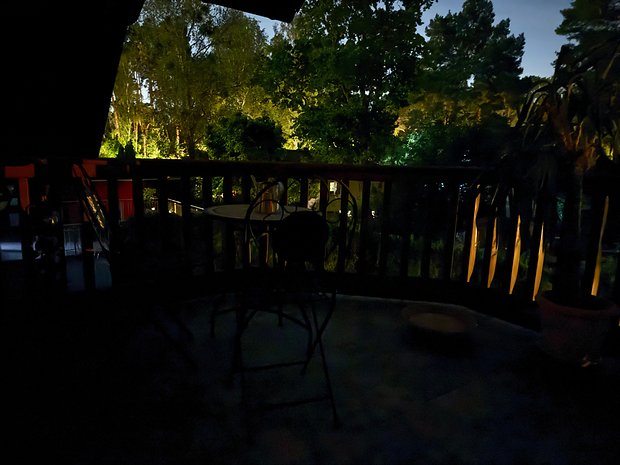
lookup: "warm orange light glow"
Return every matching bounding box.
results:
[509,215,521,294]
[532,223,545,301]
[487,217,498,288]
[467,192,480,283]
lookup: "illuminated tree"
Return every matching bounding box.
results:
[264,0,435,164]
[400,0,527,166]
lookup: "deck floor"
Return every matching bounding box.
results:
[5,293,620,465]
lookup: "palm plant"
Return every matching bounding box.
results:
[503,1,620,365]
[514,19,619,306]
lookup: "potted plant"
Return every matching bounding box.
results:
[511,0,620,366]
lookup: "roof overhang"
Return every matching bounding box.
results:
[5,1,304,162]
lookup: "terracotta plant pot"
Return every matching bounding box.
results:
[537,292,620,366]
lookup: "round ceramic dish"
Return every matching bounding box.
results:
[401,301,478,336]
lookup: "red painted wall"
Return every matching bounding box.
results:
[93,179,135,220]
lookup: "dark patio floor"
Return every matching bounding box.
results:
[5,291,620,465]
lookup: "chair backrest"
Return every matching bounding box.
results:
[271,210,329,271]
[307,176,358,274]
[242,176,358,273]
[242,179,287,268]
[246,178,285,217]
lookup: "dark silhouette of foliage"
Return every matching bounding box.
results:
[263,0,434,164]
[204,113,284,161]
[509,0,620,305]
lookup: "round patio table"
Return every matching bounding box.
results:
[205,203,309,223]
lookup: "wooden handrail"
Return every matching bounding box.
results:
[1,157,618,316]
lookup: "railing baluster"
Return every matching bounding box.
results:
[482,208,499,289]
[201,175,215,273]
[337,179,349,273]
[358,179,371,276]
[181,175,193,276]
[583,193,609,296]
[442,181,459,282]
[105,175,120,286]
[298,178,309,207]
[420,184,432,280]
[377,179,392,276]
[131,172,145,244]
[157,176,170,254]
[461,186,481,283]
[526,187,550,300]
[223,176,234,203]
[2,158,618,308]
[503,213,521,295]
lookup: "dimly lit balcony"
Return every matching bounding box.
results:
[2,157,619,464]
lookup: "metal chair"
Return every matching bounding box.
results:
[208,179,289,337]
[223,176,358,440]
[229,210,338,439]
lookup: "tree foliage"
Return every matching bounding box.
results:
[556,0,620,51]
[509,0,620,303]
[130,0,218,158]
[263,0,435,164]
[105,0,277,160]
[204,112,285,161]
[398,0,527,166]
[103,0,582,169]
[422,0,524,93]
[518,0,620,166]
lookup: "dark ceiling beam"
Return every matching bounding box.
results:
[6,1,147,161]
[4,1,304,162]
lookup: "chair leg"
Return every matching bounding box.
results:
[227,305,258,387]
[151,303,196,369]
[315,331,341,428]
[230,295,341,431]
[209,293,226,338]
[302,293,336,373]
[297,303,314,374]
[210,293,245,339]
[227,307,245,387]
[308,296,341,428]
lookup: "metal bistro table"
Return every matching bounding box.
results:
[206,203,311,268]
[205,202,312,339]
[206,203,308,224]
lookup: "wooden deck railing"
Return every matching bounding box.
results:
[1,157,619,324]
